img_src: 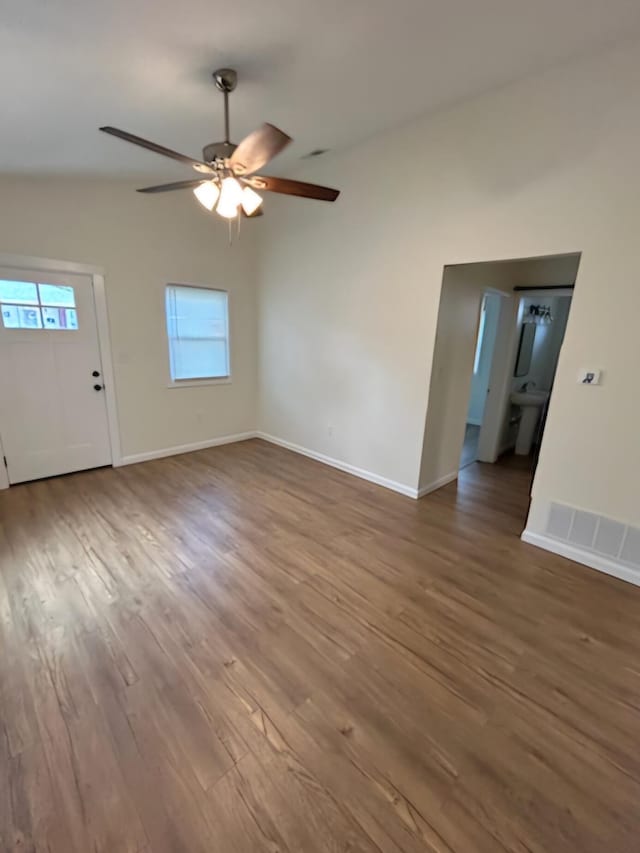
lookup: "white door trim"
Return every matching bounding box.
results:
[0,253,105,276]
[91,272,122,467]
[0,434,7,490]
[0,253,122,488]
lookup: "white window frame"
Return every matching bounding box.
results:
[165,283,232,388]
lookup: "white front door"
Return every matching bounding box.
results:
[0,268,112,484]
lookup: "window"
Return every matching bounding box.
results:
[165,285,230,383]
[0,280,78,330]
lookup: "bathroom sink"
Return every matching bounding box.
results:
[510,390,549,407]
[510,390,549,455]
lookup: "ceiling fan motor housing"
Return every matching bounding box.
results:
[202,140,237,164]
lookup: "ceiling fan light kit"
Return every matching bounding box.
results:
[193,180,219,211]
[241,185,263,215]
[100,67,340,229]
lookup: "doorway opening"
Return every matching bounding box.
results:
[419,252,581,530]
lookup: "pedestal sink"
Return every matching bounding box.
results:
[510,390,549,455]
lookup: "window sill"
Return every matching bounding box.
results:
[167,376,232,389]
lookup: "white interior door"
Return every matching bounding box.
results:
[0,267,112,484]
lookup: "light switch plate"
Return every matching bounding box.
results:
[578,368,601,385]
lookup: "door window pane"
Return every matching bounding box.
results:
[42,306,78,330]
[1,305,20,328]
[1,304,44,329]
[0,280,39,305]
[0,280,78,330]
[16,306,43,328]
[38,284,76,308]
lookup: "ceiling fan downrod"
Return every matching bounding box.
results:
[213,68,237,146]
[202,68,239,163]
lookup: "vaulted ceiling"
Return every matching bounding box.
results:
[3,0,640,176]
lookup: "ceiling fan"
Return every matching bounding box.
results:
[100,68,340,221]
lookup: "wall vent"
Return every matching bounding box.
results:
[546,503,640,569]
[593,518,626,558]
[568,510,598,549]
[621,526,640,566]
[301,148,329,159]
[547,503,573,539]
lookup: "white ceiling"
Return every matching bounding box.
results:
[2,0,640,177]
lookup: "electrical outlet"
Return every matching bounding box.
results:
[327,424,334,437]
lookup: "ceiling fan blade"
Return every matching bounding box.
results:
[248,175,339,202]
[229,123,292,175]
[100,126,213,173]
[136,179,207,194]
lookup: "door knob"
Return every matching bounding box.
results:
[92,370,100,377]
[93,384,103,391]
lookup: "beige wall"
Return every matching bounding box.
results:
[258,37,640,532]
[418,266,489,490]
[0,176,259,458]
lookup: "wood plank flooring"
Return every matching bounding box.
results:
[1,438,639,852]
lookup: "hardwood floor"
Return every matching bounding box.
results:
[1,438,639,852]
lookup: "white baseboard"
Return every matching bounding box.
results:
[116,431,257,467]
[116,430,455,503]
[417,471,459,498]
[521,530,640,588]
[256,432,417,498]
